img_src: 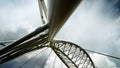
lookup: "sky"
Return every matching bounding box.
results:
[0,0,120,68]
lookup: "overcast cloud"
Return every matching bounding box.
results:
[0,0,120,68]
[0,0,41,41]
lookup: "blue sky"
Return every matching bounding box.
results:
[0,0,120,68]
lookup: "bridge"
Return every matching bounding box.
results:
[0,0,95,68]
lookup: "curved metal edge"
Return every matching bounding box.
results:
[52,40,95,68]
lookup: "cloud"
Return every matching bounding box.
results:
[90,53,117,68]
[0,48,50,68]
[0,0,42,41]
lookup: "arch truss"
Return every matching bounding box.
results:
[51,40,95,68]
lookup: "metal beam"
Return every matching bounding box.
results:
[47,0,82,41]
[0,38,49,64]
[0,24,48,56]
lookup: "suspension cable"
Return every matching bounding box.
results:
[84,49,120,60]
[31,48,50,68]
[19,48,48,68]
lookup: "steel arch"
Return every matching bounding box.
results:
[51,40,95,68]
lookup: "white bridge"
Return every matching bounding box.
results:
[0,0,95,68]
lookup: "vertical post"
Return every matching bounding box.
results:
[38,0,47,25]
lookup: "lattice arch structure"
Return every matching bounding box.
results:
[51,40,95,68]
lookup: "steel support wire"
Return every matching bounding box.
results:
[0,34,49,63]
[0,37,49,64]
[52,54,57,68]
[0,45,49,64]
[51,46,78,68]
[85,49,120,61]
[0,40,15,46]
[1,33,48,57]
[0,39,47,60]
[19,47,49,68]
[0,33,48,58]
[5,51,36,68]
[30,51,46,68]
[0,43,6,46]
[0,24,49,55]
[39,51,51,67]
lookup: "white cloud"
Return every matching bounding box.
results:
[90,53,117,68]
[0,0,41,41]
